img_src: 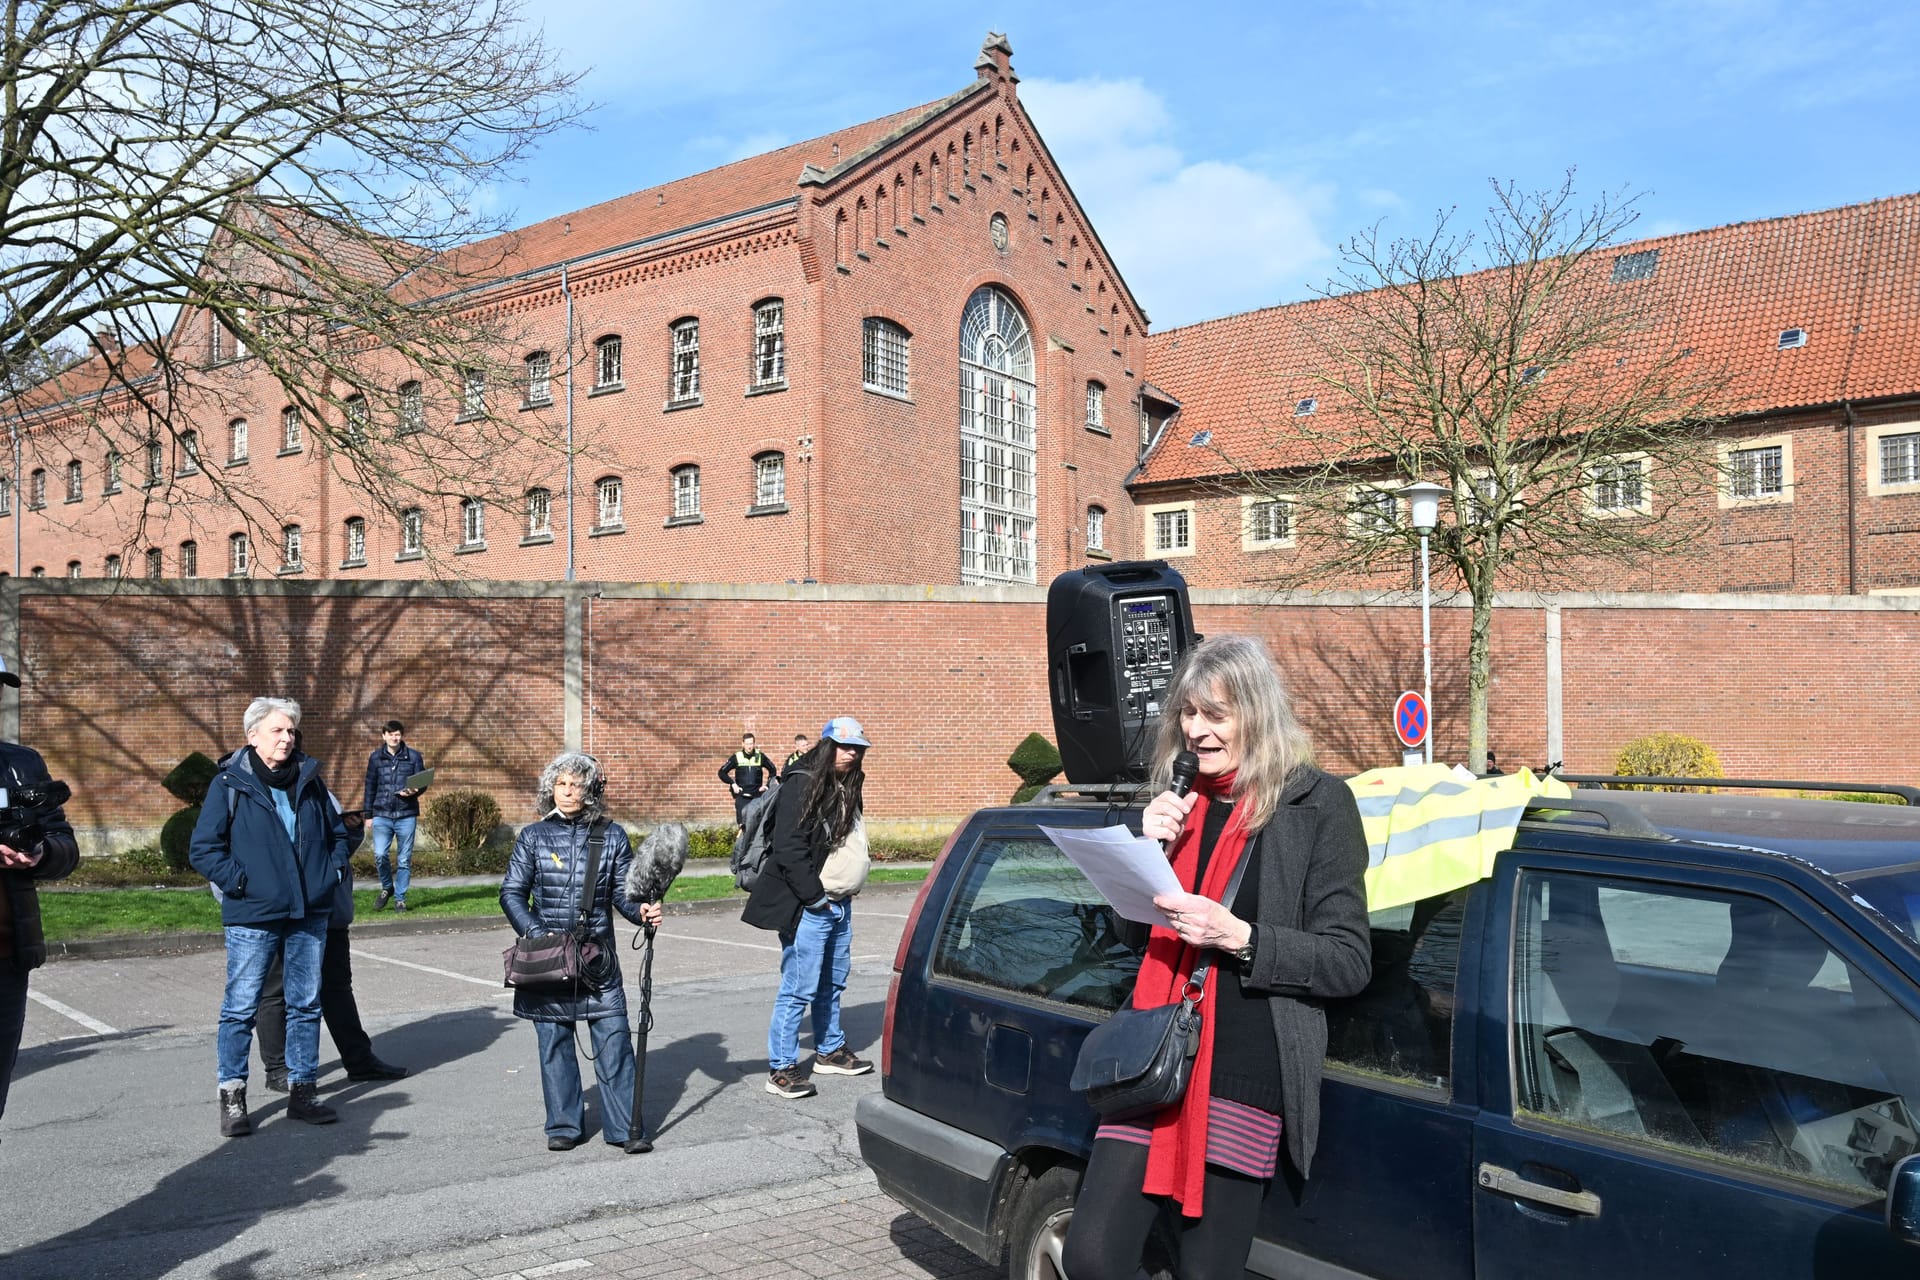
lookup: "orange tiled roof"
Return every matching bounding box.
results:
[4,342,162,416]
[1136,192,1920,486]
[430,94,966,288]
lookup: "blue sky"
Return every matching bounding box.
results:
[512,1,1919,330]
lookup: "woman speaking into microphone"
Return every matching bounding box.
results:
[1062,635,1371,1280]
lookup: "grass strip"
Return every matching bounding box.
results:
[40,867,928,941]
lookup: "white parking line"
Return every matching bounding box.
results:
[27,989,118,1036]
[354,949,502,988]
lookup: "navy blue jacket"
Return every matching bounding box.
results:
[190,751,351,927]
[364,744,426,818]
[500,809,645,1022]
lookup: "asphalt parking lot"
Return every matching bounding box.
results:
[3,883,993,1280]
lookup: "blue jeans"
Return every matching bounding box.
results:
[370,815,417,900]
[768,899,852,1071]
[533,1016,634,1144]
[217,916,328,1085]
[0,964,26,1120]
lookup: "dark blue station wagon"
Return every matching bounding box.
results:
[857,783,1920,1278]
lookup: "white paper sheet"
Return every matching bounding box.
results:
[1038,824,1183,925]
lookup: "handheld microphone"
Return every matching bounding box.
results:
[1159,751,1201,851]
[626,822,689,909]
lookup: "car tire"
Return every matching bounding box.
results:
[1005,1163,1082,1280]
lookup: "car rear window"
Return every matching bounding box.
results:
[930,832,1144,1013]
[1837,866,1920,950]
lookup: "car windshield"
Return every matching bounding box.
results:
[1838,865,1920,950]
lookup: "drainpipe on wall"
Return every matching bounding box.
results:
[562,263,576,582]
[1843,400,1858,594]
[9,421,18,578]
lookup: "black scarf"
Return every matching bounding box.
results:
[247,746,299,791]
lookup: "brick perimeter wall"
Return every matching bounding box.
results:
[6,581,1916,848]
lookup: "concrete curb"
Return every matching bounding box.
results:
[45,877,931,963]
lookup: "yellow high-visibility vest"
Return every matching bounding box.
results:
[1346,764,1573,910]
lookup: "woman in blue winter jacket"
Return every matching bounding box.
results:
[499,752,662,1152]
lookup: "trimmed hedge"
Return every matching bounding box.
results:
[1612,732,1724,791]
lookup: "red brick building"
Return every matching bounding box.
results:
[1132,194,1920,596]
[0,34,1147,588]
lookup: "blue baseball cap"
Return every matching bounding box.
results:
[820,716,870,748]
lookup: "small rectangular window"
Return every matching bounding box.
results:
[862,318,910,396]
[229,533,249,576]
[1349,488,1399,537]
[179,540,197,578]
[282,406,303,451]
[1153,508,1190,553]
[1778,328,1807,350]
[671,466,700,518]
[400,509,424,555]
[753,455,785,508]
[65,460,82,502]
[229,418,248,462]
[526,489,551,537]
[1728,445,1784,499]
[1879,431,1920,487]
[1247,498,1291,544]
[525,352,552,406]
[1086,505,1105,552]
[596,336,623,390]
[104,451,121,493]
[282,524,302,569]
[399,382,425,434]
[597,477,623,528]
[1294,397,1317,417]
[458,369,485,420]
[1592,458,1646,512]
[1610,248,1660,283]
[461,499,484,546]
[1086,382,1106,430]
[343,518,366,565]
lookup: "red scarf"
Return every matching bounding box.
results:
[1136,769,1251,1217]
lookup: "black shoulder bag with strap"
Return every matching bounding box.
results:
[502,817,610,989]
[1068,846,1257,1123]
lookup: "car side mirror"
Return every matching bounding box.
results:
[1889,1153,1920,1246]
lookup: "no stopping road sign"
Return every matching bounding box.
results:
[1394,690,1429,748]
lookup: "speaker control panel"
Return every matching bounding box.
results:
[1117,593,1179,717]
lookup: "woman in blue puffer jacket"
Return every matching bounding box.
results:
[500,752,661,1152]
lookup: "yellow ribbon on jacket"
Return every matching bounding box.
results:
[1345,764,1573,910]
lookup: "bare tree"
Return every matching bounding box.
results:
[0,0,583,549]
[1216,177,1734,771]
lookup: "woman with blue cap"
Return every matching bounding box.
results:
[741,715,873,1099]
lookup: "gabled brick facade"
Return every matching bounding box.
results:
[0,34,1146,587]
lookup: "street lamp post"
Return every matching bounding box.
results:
[1402,481,1449,765]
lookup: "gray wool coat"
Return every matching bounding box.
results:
[1233,764,1373,1179]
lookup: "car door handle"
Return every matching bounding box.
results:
[1477,1163,1602,1216]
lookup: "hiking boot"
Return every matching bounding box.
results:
[810,1046,873,1076]
[263,1067,289,1093]
[287,1081,338,1125]
[374,889,392,911]
[765,1068,816,1099]
[218,1083,252,1137]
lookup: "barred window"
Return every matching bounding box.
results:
[671,464,701,518]
[282,524,303,569]
[65,459,81,502]
[1087,504,1105,552]
[104,450,121,493]
[1592,458,1646,512]
[228,532,250,576]
[0,477,11,514]
[1728,445,1784,499]
[669,322,699,402]
[343,394,368,442]
[526,488,551,538]
[28,468,45,508]
[458,369,485,420]
[145,439,162,482]
[959,287,1036,584]
[178,430,200,474]
[282,405,303,451]
[1152,508,1190,553]
[753,452,786,508]
[343,517,366,565]
[179,540,197,578]
[398,381,425,434]
[1086,381,1105,431]
[1248,498,1292,544]
[1881,431,1920,486]
[863,318,910,396]
[596,476,623,528]
[752,301,785,387]
[65,560,80,579]
[104,554,121,579]
[525,351,552,406]
[143,548,160,579]
[1349,488,1399,537]
[400,508,424,556]
[229,417,248,462]
[595,334,623,389]
[461,498,484,546]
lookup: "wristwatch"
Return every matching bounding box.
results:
[1233,930,1257,967]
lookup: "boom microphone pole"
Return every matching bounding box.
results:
[622,822,688,1153]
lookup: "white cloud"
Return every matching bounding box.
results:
[1020,77,1332,328]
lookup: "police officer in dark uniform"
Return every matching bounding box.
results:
[719,732,775,826]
